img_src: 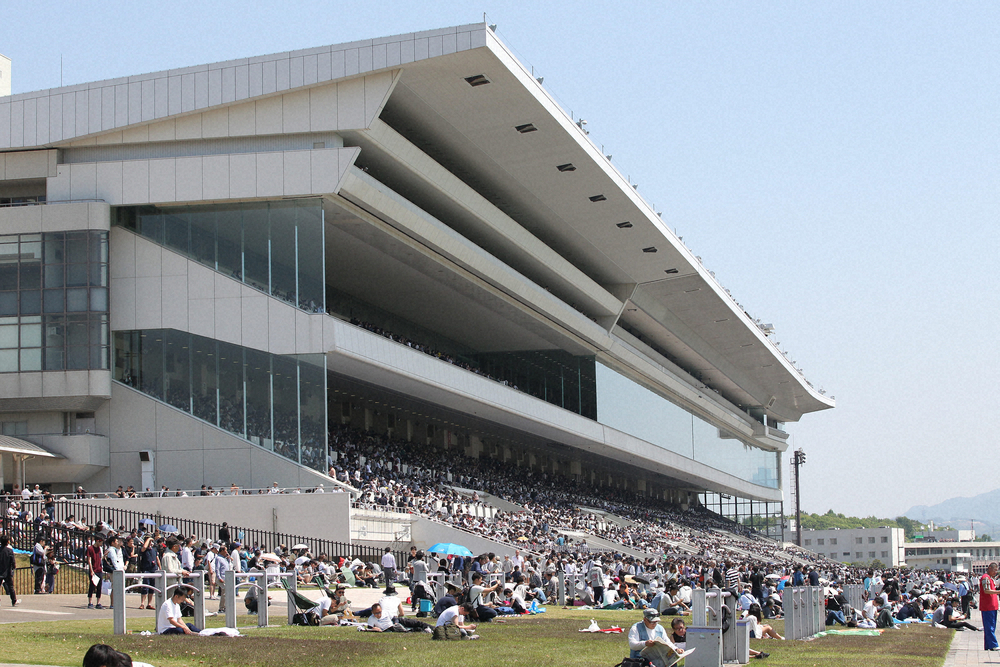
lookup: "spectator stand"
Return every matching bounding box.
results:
[112,570,206,635]
[782,585,825,640]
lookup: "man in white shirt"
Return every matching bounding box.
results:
[180,538,194,572]
[435,602,478,639]
[380,548,397,584]
[628,608,683,667]
[157,586,199,635]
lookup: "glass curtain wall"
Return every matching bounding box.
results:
[113,329,327,472]
[595,361,779,489]
[113,200,324,313]
[700,492,785,541]
[0,231,109,372]
[473,351,597,419]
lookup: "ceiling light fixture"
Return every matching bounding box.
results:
[465,74,491,87]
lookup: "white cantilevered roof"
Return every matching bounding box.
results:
[0,22,832,422]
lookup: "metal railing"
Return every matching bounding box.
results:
[28,499,407,567]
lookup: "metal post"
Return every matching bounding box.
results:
[225,570,237,629]
[112,570,126,635]
[286,574,296,625]
[258,573,269,627]
[691,587,707,627]
[721,590,737,663]
[735,619,750,664]
[192,571,206,630]
[557,571,566,606]
[153,571,166,613]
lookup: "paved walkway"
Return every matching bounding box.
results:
[944,619,1000,667]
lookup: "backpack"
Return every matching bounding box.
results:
[30,549,44,567]
[292,611,320,626]
[432,624,463,640]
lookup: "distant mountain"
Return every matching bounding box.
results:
[905,488,1000,529]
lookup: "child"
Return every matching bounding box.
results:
[45,552,59,594]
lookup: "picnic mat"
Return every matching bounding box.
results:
[813,629,883,637]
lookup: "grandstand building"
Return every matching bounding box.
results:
[0,23,832,537]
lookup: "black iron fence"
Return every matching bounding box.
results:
[22,499,407,567]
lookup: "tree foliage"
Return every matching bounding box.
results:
[798,510,928,539]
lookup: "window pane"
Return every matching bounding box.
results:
[67,263,88,287]
[91,345,109,370]
[66,317,89,347]
[44,233,66,264]
[89,287,108,312]
[0,325,16,348]
[43,347,64,370]
[163,329,190,412]
[272,355,299,463]
[244,348,271,449]
[89,315,108,347]
[66,288,88,312]
[139,331,164,400]
[67,345,89,370]
[20,291,41,315]
[188,208,217,267]
[20,347,41,371]
[191,336,218,424]
[269,202,297,305]
[20,321,41,347]
[44,263,65,288]
[216,206,243,280]
[217,341,245,437]
[243,206,269,293]
[90,262,108,288]
[0,292,15,316]
[0,349,17,372]
[43,289,65,313]
[138,208,163,244]
[299,356,327,471]
[296,202,324,311]
[163,209,190,256]
[19,259,40,290]
[65,232,89,264]
[90,231,108,265]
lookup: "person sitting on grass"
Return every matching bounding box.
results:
[627,608,684,667]
[744,603,784,640]
[436,601,479,639]
[364,602,433,633]
[469,572,502,622]
[157,586,200,635]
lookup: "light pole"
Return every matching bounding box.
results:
[791,448,806,547]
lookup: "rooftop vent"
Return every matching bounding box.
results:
[556,163,576,172]
[589,194,607,202]
[465,74,491,87]
[616,221,633,229]
[664,268,679,274]
[514,123,537,133]
[642,247,657,253]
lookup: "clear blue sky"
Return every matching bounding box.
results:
[5,0,998,519]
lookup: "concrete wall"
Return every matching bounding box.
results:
[76,491,351,543]
[107,382,335,493]
[409,515,525,558]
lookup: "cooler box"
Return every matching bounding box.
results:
[419,599,433,613]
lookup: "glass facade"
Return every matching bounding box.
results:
[113,200,325,313]
[595,361,779,488]
[473,351,597,419]
[0,231,109,373]
[700,492,784,541]
[113,329,327,472]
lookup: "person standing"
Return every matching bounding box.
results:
[31,537,47,594]
[980,562,1000,651]
[0,536,19,606]
[85,535,105,609]
[381,547,397,585]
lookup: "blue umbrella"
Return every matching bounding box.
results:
[139,518,156,526]
[159,524,178,534]
[427,542,473,557]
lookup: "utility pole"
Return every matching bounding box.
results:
[791,448,806,546]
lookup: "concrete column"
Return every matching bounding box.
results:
[406,420,414,442]
[11,455,24,491]
[364,408,373,431]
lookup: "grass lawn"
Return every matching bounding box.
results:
[0,610,953,667]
